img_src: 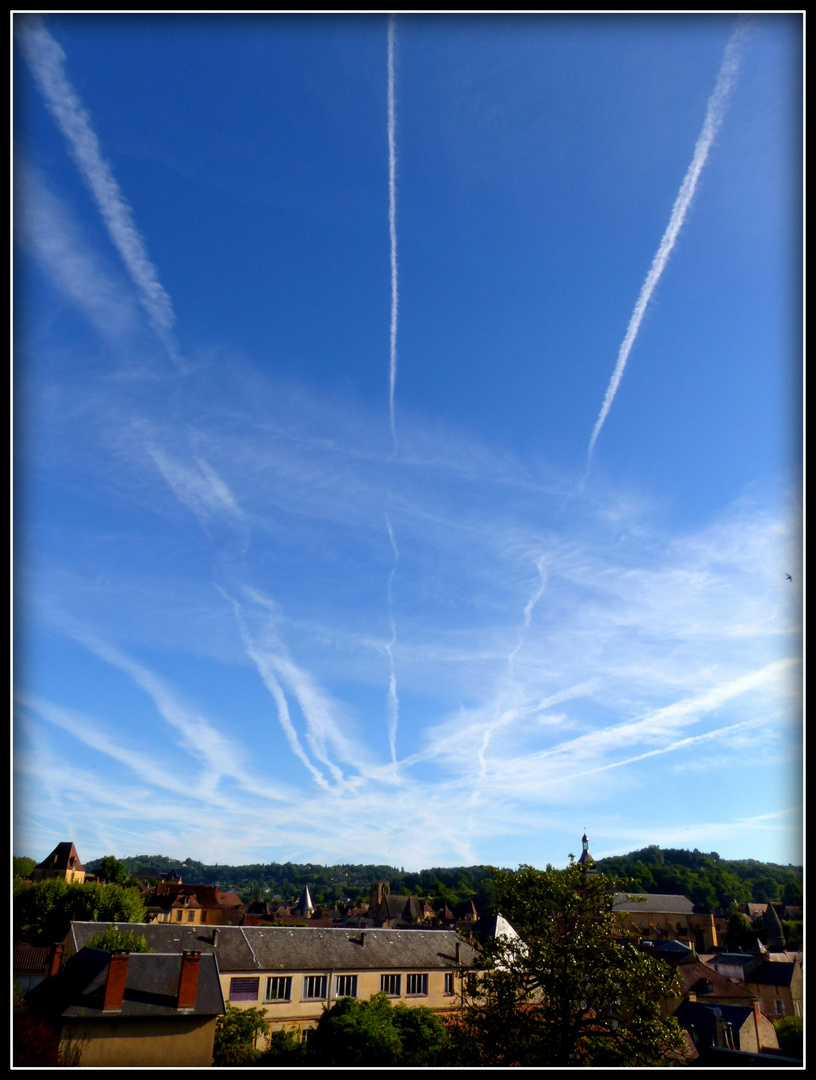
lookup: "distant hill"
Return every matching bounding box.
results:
[592,845,803,913]
[72,846,803,915]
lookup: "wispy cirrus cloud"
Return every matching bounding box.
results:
[16,15,181,367]
[147,445,244,528]
[14,162,137,341]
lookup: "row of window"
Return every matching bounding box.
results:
[230,972,455,1003]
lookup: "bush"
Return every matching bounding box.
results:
[213,1005,269,1066]
[773,1017,803,1057]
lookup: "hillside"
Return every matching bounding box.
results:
[69,846,804,916]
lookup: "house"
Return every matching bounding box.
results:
[66,921,479,1039]
[367,880,428,927]
[23,947,225,1067]
[30,842,86,884]
[611,892,718,952]
[672,999,779,1055]
[745,958,804,1020]
[665,958,758,1014]
[141,882,246,926]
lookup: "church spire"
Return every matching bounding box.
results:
[577,831,594,868]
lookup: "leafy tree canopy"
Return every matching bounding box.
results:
[13,856,37,879]
[14,878,146,946]
[213,1005,269,1066]
[95,855,128,884]
[454,862,684,1067]
[310,993,450,1066]
[84,926,151,952]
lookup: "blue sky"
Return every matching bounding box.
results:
[13,14,802,872]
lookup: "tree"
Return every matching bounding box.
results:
[773,1017,803,1058]
[213,1005,269,1066]
[84,926,151,952]
[725,910,758,951]
[13,856,37,879]
[309,993,450,1066]
[96,855,128,884]
[456,862,684,1067]
[14,878,147,945]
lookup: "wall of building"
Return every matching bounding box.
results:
[222,967,461,1031]
[60,1016,218,1068]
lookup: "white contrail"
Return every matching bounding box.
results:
[387,15,399,454]
[385,513,400,765]
[587,21,747,466]
[16,16,181,366]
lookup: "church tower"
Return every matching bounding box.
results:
[577,832,595,870]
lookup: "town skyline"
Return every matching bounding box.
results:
[14,14,802,871]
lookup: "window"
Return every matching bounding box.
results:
[175,910,182,921]
[302,975,328,1000]
[229,977,260,1002]
[444,972,455,996]
[406,973,428,996]
[186,910,195,922]
[266,976,292,1002]
[334,975,358,998]
[380,974,401,997]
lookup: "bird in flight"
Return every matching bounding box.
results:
[785,574,792,581]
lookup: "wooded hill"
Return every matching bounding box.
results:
[69,846,803,916]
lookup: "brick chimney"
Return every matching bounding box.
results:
[103,951,130,1011]
[177,951,201,1010]
[46,943,65,979]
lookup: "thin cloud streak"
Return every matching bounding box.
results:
[587,19,747,466]
[16,16,181,367]
[387,15,399,454]
[220,588,332,791]
[15,163,137,340]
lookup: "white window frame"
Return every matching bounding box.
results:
[266,976,293,1002]
[380,973,401,997]
[444,972,455,996]
[406,973,428,996]
[334,974,358,998]
[302,975,328,1000]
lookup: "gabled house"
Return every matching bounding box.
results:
[745,958,803,1020]
[66,921,479,1039]
[31,842,86,884]
[23,947,225,1067]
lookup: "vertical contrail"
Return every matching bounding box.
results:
[385,513,400,766]
[587,21,747,466]
[16,16,181,367]
[387,15,399,455]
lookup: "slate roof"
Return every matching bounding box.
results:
[68,923,479,973]
[25,948,224,1020]
[673,1000,755,1048]
[746,961,797,987]
[612,893,695,914]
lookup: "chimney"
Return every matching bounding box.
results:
[455,941,461,963]
[47,944,65,979]
[103,951,130,1011]
[177,951,201,1010]
[359,931,366,946]
[212,928,219,947]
